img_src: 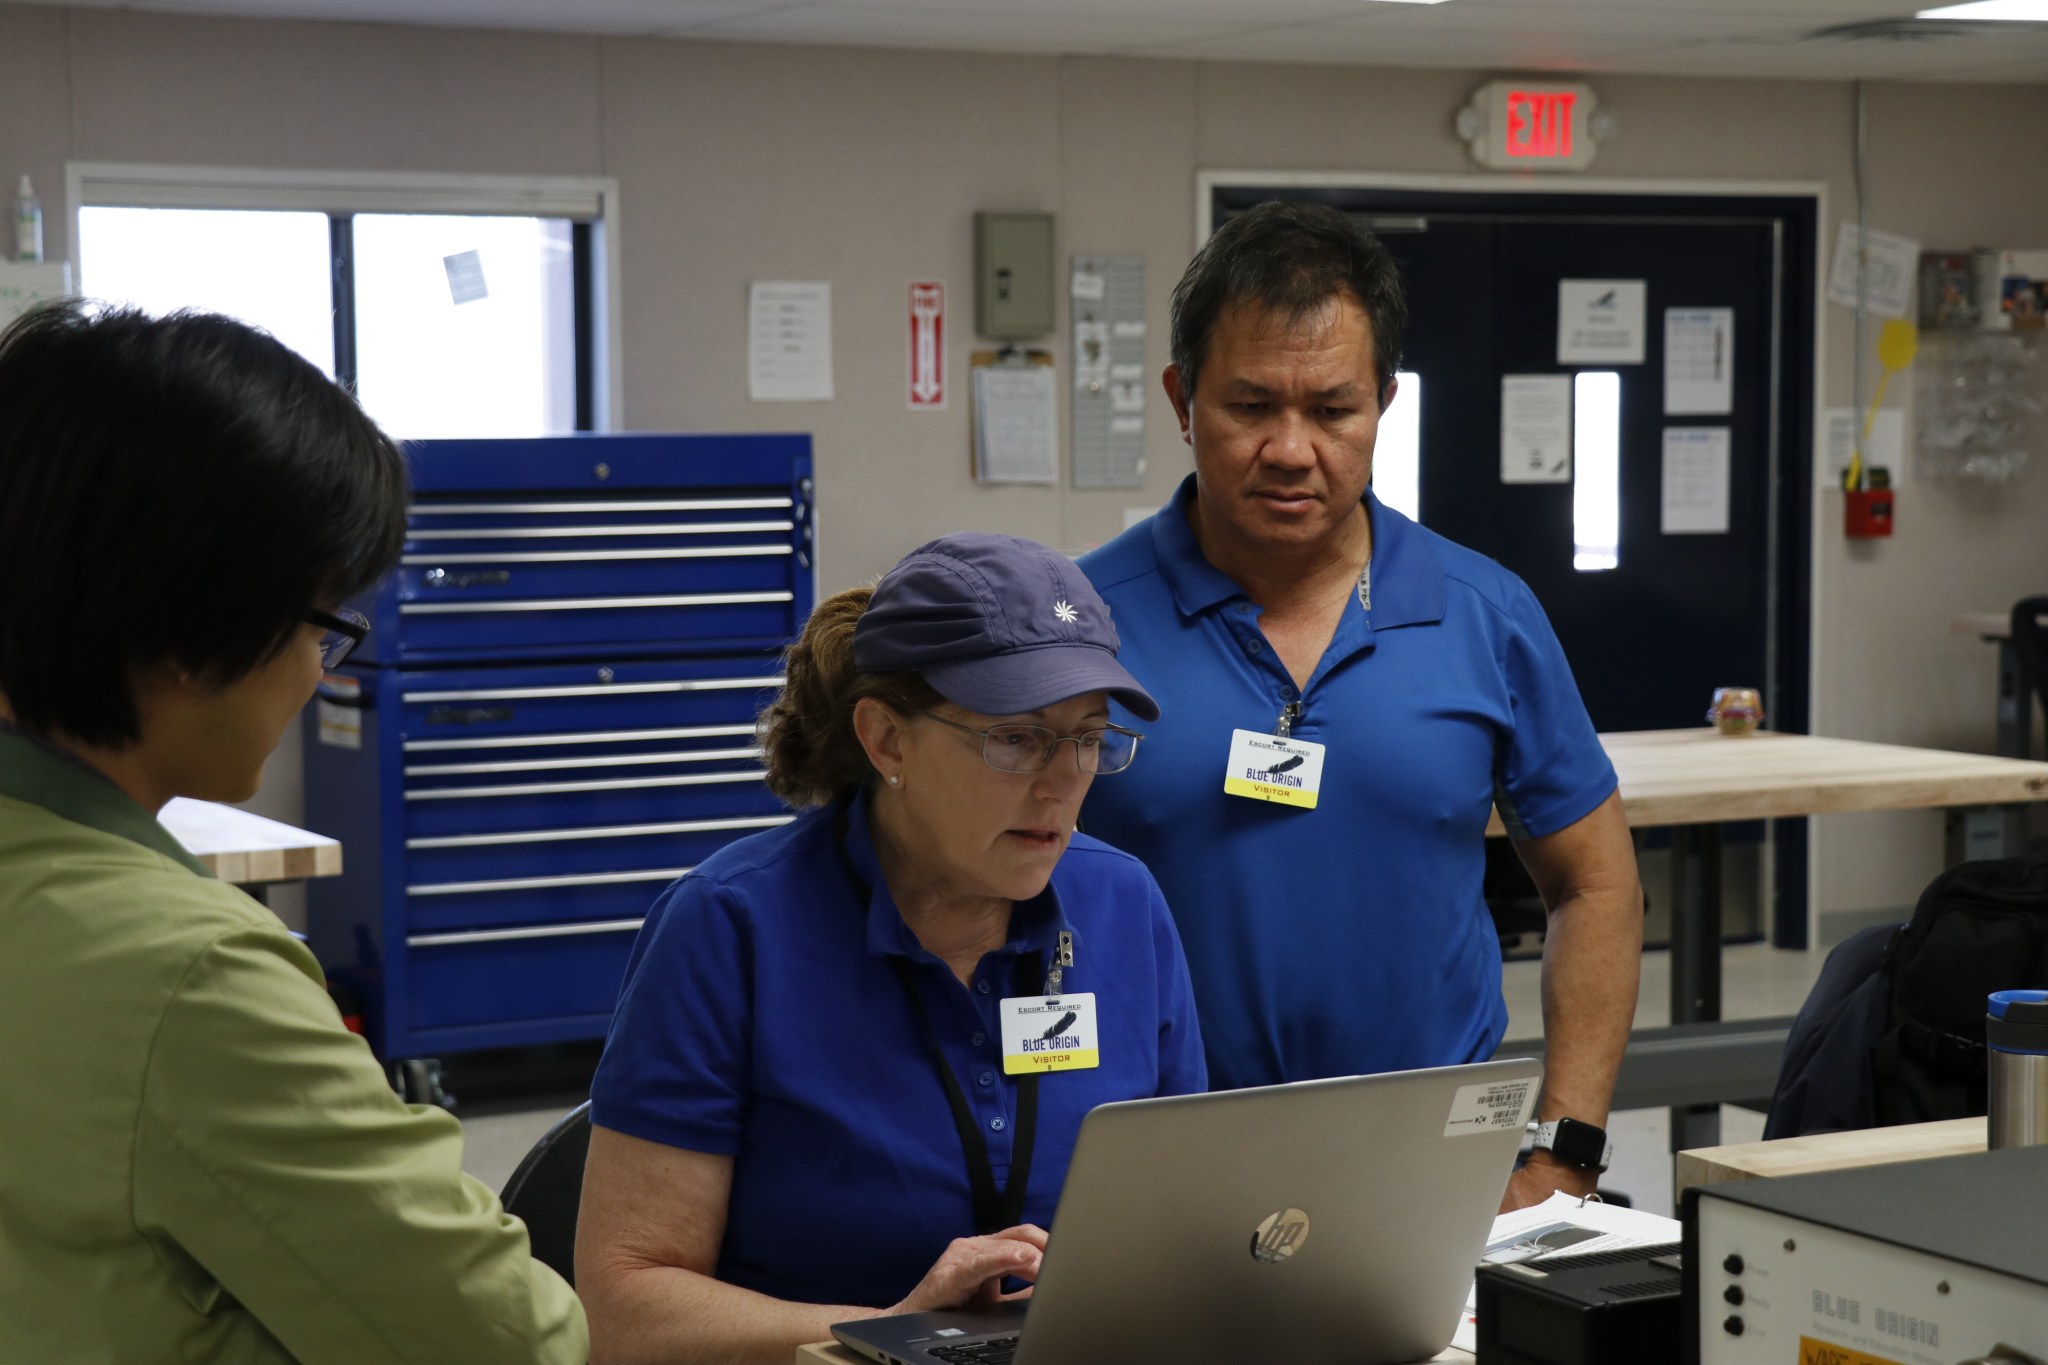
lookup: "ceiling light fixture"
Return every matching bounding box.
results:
[1915,1,2048,19]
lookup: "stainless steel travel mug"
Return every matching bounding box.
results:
[1986,989,2048,1150]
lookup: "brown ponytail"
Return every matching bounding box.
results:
[758,585,943,809]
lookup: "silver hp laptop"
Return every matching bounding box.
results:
[833,1056,1542,1365]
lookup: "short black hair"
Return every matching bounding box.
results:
[1169,200,1408,406]
[0,302,408,746]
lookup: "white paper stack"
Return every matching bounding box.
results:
[973,365,1058,484]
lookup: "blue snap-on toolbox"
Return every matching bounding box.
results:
[303,434,813,1066]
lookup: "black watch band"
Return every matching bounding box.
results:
[1531,1117,1612,1172]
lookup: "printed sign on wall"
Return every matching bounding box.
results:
[908,281,945,410]
[1557,279,1646,366]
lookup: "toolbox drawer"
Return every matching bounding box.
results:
[304,432,815,1062]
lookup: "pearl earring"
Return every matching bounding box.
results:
[887,774,901,786]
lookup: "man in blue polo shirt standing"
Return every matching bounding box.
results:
[1080,201,1643,1212]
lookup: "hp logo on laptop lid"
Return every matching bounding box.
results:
[1250,1207,1310,1263]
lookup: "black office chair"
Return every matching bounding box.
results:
[2011,595,2048,762]
[500,1099,592,1287]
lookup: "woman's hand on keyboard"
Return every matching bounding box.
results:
[889,1225,1049,1314]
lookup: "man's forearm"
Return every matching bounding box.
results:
[1536,878,1643,1129]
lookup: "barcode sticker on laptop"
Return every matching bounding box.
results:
[1444,1078,1538,1136]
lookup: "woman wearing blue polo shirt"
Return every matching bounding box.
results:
[576,532,1207,1365]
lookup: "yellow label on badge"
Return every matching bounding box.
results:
[1799,1337,1905,1365]
[1223,729,1325,810]
[999,992,1100,1075]
[1003,1047,1101,1075]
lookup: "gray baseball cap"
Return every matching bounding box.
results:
[851,532,1160,722]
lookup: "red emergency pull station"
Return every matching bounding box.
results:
[1845,475,1894,539]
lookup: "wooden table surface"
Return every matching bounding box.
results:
[798,1342,1472,1363]
[159,797,342,884]
[1952,609,2048,641]
[1486,727,2048,836]
[1674,1117,1987,1197]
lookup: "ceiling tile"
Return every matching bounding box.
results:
[130,0,762,34]
[12,0,2048,81]
[685,3,1248,54]
[817,0,1365,23]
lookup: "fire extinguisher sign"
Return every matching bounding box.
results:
[908,281,945,410]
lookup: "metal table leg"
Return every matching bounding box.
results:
[1996,637,2029,760]
[1951,636,2035,862]
[1669,823,1724,1151]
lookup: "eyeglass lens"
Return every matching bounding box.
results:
[983,724,1137,775]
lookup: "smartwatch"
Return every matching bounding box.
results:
[1530,1118,1613,1173]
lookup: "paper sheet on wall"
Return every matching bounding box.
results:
[1821,408,1906,489]
[1557,279,1645,365]
[974,365,1058,484]
[1664,308,1733,415]
[1661,427,1731,534]
[1825,223,1919,320]
[1500,375,1572,483]
[1451,1193,1682,1353]
[748,280,834,401]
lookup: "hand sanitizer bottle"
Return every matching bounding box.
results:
[14,175,44,263]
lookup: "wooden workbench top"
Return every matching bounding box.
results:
[1486,728,2048,835]
[159,797,342,884]
[1675,1117,1987,1197]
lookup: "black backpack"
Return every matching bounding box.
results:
[1765,853,2048,1138]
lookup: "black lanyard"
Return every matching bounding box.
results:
[836,804,1045,1235]
[888,952,1043,1235]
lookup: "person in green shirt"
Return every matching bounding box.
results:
[0,302,587,1364]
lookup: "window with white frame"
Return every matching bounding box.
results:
[70,167,616,438]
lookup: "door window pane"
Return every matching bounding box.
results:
[1573,371,1621,571]
[77,207,337,376]
[352,214,576,439]
[1372,371,1422,523]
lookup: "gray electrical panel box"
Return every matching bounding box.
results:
[975,212,1056,339]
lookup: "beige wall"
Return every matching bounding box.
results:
[5,4,2047,926]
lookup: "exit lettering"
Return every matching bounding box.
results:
[1506,90,1576,160]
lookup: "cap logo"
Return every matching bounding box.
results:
[1053,600,1079,624]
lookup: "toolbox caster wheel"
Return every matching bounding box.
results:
[389,1057,457,1110]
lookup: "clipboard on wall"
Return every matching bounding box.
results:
[969,347,1057,484]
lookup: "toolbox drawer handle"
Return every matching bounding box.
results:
[404,724,756,752]
[407,918,647,948]
[404,678,783,703]
[408,867,693,897]
[406,745,759,777]
[406,814,794,850]
[406,545,791,566]
[400,591,792,615]
[409,520,794,542]
[414,497,793,515]
[406,770,764,800]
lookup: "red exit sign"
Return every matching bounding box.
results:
[1507,89,1575,160]
[1458,81,1604,171]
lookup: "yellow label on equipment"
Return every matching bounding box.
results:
[1799,1337,1905,1365]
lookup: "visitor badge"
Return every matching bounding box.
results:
[999,993,1100,1075]
[1223,729,1325,809]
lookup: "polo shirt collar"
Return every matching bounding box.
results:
[1362,489,1447,631]
[1148,473,1445,630]
[0,724,214,878]
[840,786,1074,963]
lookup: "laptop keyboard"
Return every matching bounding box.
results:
[927,1336,1019,1363]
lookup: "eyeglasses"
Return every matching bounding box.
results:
[922,713,1144,776]
[305,607,370,669]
